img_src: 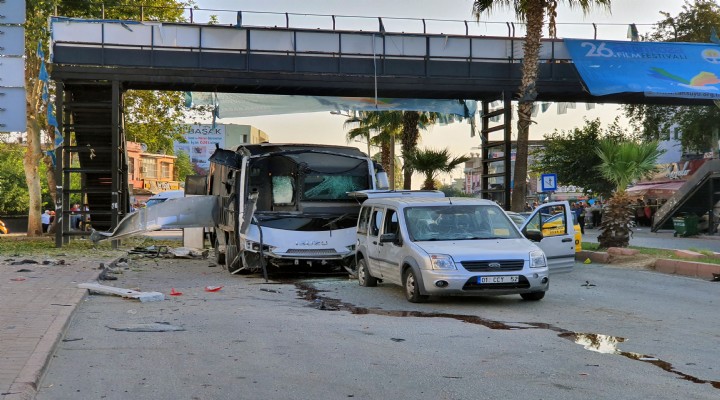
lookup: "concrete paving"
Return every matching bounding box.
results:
[1,225,718,399]
[0,255,115,400]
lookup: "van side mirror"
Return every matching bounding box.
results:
[379,233,398,244]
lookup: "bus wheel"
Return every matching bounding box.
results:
[214,236,225,265]
[226,244,240,273]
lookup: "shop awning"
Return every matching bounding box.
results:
[626,181,686,198]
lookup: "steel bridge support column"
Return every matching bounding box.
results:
[55,82,68,247]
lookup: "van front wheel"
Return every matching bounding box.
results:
[357,259,377,287]
[403,268,428,303]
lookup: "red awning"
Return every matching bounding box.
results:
[626,181,685,198]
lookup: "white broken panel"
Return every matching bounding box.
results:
[78,283,165,302]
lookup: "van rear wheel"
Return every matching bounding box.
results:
[357,259,377,287]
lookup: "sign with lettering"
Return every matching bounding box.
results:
[565,39,720,99]
[174,124,226,172]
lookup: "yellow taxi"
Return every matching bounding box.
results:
[0,219,8,235]
[541,213,582,252]
[509,211,582,252]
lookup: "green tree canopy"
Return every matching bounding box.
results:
[531,118,628,197]
[595,139,664,192]
[624,0,720,153]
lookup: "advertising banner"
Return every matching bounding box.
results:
[174,124,226,172]
[564,39,720,99]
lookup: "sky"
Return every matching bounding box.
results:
[187,0,688,185]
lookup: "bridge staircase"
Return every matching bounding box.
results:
[652,159,720,234]
[57,83,129,244]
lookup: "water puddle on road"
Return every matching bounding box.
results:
[294,281,720,390]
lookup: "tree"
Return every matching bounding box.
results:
[174,151,195,184]
[344,111,404,189]
[473,0,611,212]
[400,111,439,189]
[532,118,628,197]
[624,0,720,153]
[23,0,191,236]
[595,140,663,248]
[404,148,469,190]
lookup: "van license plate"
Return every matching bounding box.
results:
[479,276,519,284]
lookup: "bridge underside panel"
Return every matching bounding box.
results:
[52,45,710,106]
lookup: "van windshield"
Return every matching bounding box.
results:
[403,204,521,241]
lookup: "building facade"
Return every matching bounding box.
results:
[127,141,180,201]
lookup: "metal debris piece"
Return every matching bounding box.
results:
[78,283,164,302]
[90,195,218,242]
[581,280,596,287]
[15,269,33,273]
[62,337,83,342]
[390,338,406,342]
[106,322,185,332]
[170,247,209,259]
[42,259,65,265]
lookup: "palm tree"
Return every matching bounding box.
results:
[595,139,663,248]
[344,111,404,189]
[401,111,440,189]
[472,0,611,212]
[404,148,470,190]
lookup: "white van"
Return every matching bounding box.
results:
[145,190,185,207]
[354,197,576,302]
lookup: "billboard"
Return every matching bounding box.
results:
[174,125,226,172]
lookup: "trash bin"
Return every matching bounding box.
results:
[673,213,699,237]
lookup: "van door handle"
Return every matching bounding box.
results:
[562,238,572,242]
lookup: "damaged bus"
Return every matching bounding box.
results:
[91,143,388,275]
[201,143,388,274]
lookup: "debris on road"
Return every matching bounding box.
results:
[106,322,185,332]
[170,247,209,259]
[712,273,720,282]
[170,288,183,296]
[78,282,165,302]
[581,280,596,288]
[15,268,33,273]
[204,286,223,292]
[10,277,26,281]
[42,259,66,265]
[10,259,38,265]
[62,337,83,342]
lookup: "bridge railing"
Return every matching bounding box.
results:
[51,17,574,67]
[52,6,662,41]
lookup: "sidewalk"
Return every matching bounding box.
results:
[0,256,111,400]
[582,226,720,252]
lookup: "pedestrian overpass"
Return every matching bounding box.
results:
[48,14,714,245]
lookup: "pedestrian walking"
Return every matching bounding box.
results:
[577,202,586,234]
[41,210,51,233]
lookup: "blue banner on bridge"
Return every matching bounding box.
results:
[564,39,720,99]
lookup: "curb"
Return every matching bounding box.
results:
[2,255,124,400]
[576,250,720,280]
